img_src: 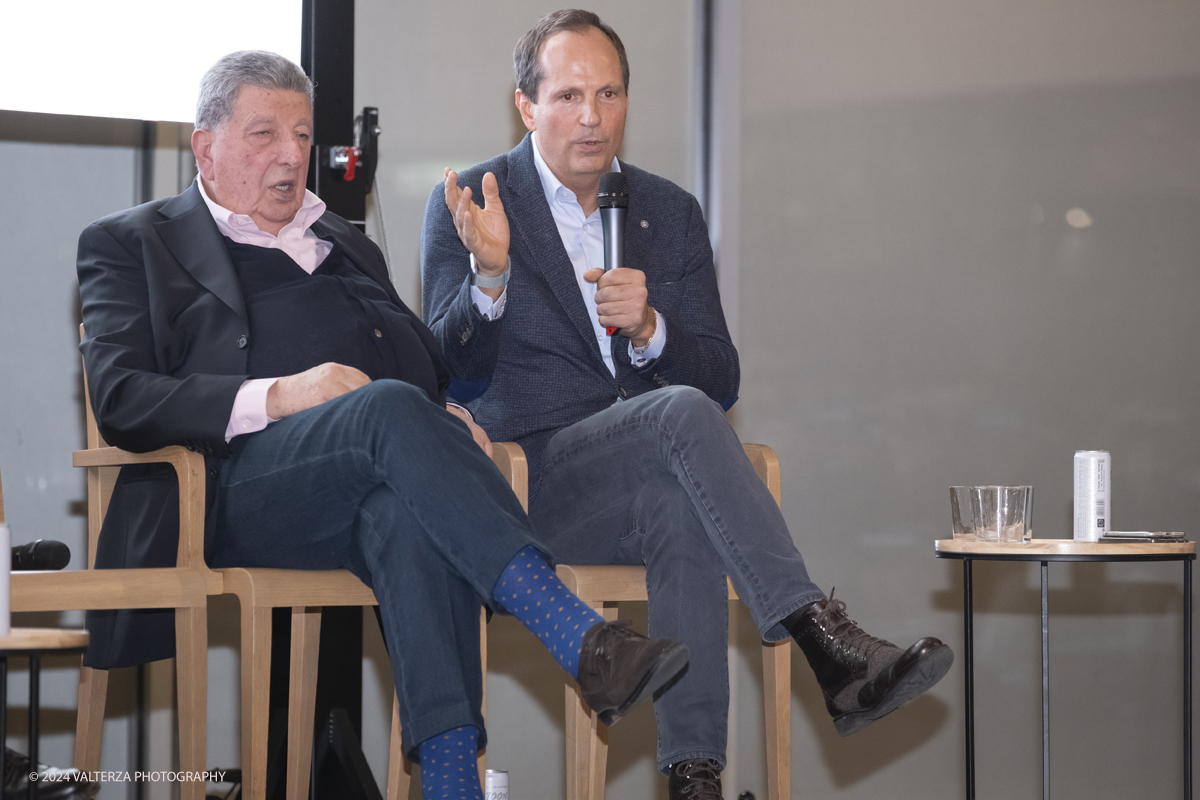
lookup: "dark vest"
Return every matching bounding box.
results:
[225,239,442,404]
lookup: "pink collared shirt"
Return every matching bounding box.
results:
[195,178,333,441]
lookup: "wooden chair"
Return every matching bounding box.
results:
[550,444,793,800]
[1,425,210,799]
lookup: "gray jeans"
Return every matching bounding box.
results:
[529,385,825,772]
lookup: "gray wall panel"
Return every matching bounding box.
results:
[738,14,1200,796]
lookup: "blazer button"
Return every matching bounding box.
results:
[618,387,630,400]
[237,335,248,349]
[374,328,383,338]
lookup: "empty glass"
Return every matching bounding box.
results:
[950,487,976,540]
[971,485,1034,543]
[949,485,1034,543]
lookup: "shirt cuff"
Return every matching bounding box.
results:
[225,378,281,442]
[470,285,508,320]
[629,310,667,367]
[446,401,473,422]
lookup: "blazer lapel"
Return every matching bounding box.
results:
[620,164,657,279]
[506,136,601,354]
[154,182,247,320]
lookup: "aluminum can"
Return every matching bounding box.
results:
[1073,450,1110,542]
[484,769,508,800]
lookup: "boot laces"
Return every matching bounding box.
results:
[672,758,722,799]
[811,590,893,661]
[588,620,633,673]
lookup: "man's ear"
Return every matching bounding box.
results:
[191,128,215,180]
[515,90,536,132]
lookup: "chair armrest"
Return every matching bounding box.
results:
[11,568,208,611]
[491,442,529,512]
[73,445,199,469]
[72,444,212,581]
[742,443,781,506]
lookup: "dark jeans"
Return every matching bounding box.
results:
[210,380,542,759]
[530,386,825,772]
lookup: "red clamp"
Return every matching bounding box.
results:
[343,146,360,182]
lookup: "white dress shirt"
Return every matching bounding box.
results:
[471,132,666,378]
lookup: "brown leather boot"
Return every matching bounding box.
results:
[784,594,954,736]
[577,620,690,726]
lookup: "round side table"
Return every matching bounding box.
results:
[935,538,1194,800]
[0,628,89,800]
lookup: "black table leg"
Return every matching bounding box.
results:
[1,656,7,785]
[964,558,975,800]
[1042,561,1050,800]
[28,655,39,800]
[1185,558,1192,800]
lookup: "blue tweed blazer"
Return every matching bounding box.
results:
[421,134,739,498]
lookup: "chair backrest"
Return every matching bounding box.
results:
[78,326,212,588]
[80,324,119,569]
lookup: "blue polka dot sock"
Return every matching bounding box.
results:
[418,726,482,800]
[492,545,604,679]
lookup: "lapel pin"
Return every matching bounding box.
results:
[640,220,649,229]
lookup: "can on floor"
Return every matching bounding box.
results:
[484,769,508,800]
[1073,450,1111,542]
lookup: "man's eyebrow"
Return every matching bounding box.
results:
[243,114,277,128]
[243,114,312,128]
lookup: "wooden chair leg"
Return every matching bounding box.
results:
[762,639,791,800]
[564,602,616,800]
[387,693,411,800]
[241,604,273,800]
[478,605,488,787]
[73,665,108,773]
[286,607,322,800]
[176,605,208,800]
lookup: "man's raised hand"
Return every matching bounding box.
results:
[266,363,371,419]
[444,168,510,286]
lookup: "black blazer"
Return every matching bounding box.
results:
[77,181,446,667]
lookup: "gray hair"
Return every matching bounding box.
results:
[514,9,629,104]
[195,50,314,131]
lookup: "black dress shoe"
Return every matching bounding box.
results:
[784,594,954,736]
[668,757,722,800]
[3,747,99,799]
[577,620,690,726]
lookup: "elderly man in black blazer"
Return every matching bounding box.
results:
[421,10,953,798]
[76,50,689,796]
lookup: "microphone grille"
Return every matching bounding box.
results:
[598,172,629,208]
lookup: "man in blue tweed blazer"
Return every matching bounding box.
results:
[421,10,952,796]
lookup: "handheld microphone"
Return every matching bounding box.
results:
[597,172,629,336]
[12,539,71,571]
